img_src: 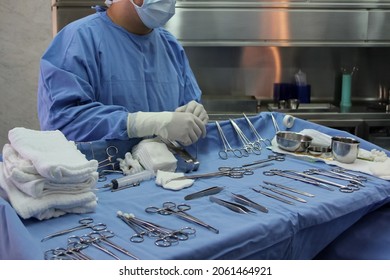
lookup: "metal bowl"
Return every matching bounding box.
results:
[276,131,313,152]
[307,145,332,156]
[331,136,360,164]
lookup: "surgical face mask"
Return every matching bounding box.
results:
[130,0,176,29]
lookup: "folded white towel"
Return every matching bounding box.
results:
[2,144,98,198]
[8,128,98,181]
[299,129,332,147]
[155,170,194,190]
[132,138,177,174]
[0,163,97,220]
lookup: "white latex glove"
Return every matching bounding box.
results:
[175,100,209,125]
[127,111,206,146]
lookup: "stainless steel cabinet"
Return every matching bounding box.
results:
[51,0,101,35]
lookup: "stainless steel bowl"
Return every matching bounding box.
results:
[307,145,332,156]
[331,136,360,164]
[276,131,313,152]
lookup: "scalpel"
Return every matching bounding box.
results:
[263,181,315,198]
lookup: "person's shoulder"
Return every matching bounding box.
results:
[156,28,185,52]
[157,28,180,44]
[56,12,107,38]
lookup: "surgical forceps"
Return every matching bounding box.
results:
[68,235,121,260]
[88,230,139,259]
[167,166,254,182]
[117,211,196,247]
[231,193,269,213]
[286,170,359,193]
[44,243,92,260]
[98,145,119,170]
[229,119,262,155]
[243,113,272,147]
[242,154,285,168]
[263,169,335,191]
[145,202,219,234]
[41,217,107,242]
[216,121,246,159]
[270,112,281,133]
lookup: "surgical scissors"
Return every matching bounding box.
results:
[243,113,272,147]
[263,169,335,191]
[285,170,359,193]
[41,217,107,242]
[330,167,368,182]
[145,202,219,234]
[216,121,245,159]
[167,166,253,182]
[304,168,365,187]
[229,119,262,155]
[242,154,285,168]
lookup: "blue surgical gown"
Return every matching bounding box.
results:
[37,11,201,142]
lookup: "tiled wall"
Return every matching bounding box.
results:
[0,1,52,148]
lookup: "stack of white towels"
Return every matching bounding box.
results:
[0,128,99,220]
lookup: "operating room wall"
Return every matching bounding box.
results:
[0,1,52,149]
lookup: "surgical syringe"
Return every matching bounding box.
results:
[103,170,154,191]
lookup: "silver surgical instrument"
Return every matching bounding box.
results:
[88,230,139,260]
[231,193,269,213]
[229,119,262,155]
[145,202,219,234]
[44,243,92,260]
[263,169,335,191]
[243,113,272,147]
[41,218,107,242]
[98,145,119,170]
[286,170,359,193]
[260,185,307,203]
[270,112,281,133]
[242,154,285,168]
[184,186,224,200]
[330,167,368,182]
[209,196,256,214]
[167,166,253,182]
[117,211,196,247]
[159,137,200,172]
[263,181,315,198]
[69,235,121,260]
[98,169,123,182]
[304,168,365,187]
[251,187,295,205]
[216,121,245,159]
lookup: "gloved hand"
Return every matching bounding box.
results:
[127,111,206,146]
[175,100,209,125]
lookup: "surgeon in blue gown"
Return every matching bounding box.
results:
[37,0,208,149]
